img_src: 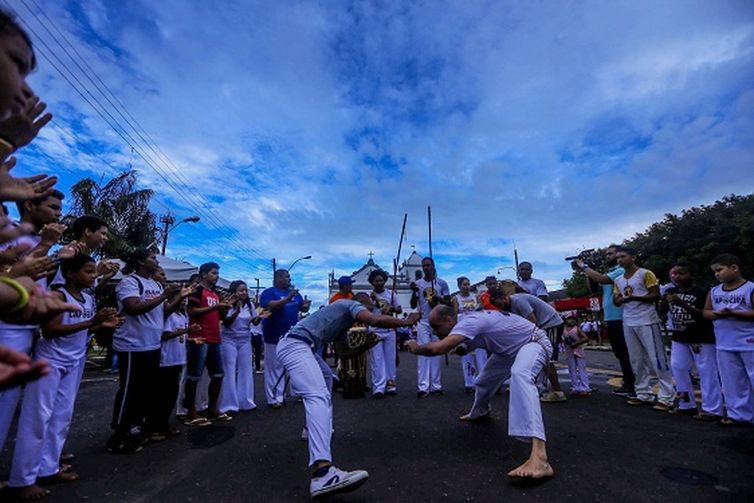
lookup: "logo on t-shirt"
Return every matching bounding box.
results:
[423,287,436,302]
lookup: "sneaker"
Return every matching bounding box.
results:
[653,402,671,412]
[611,386,632,397]
[106,436,143,455]
[540,391,567,403]
[269,402,283,409]
[430,389,444,396]
[417,391,429,398]
[386,381,397,394]
[310,465,369,499]
[372,392,385,399]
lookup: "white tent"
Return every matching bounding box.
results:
[111,255,231,289]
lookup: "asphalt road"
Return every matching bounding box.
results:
[1,349,753,502]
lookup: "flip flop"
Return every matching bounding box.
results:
[183,417,211,427]
[718,417,753,428]
[208,412,232,422]
[508,473,555,487]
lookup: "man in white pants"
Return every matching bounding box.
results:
[277,293,420,499]
[260,269,310,408]
[409,257,450,397]
[406,304,555,482]
[613,247,674,410]
[367,269,402,397]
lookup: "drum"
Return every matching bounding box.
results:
[340,327,371,399]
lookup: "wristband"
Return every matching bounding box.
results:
[1,276,30,314]
[0,137,16,152]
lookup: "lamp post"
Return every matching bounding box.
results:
[497,266,517,277]
[288,255,312,271]
[158,215,200,255]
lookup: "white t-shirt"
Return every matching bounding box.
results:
[450,310,541,357]
[454,293,480,319]
[371,289,400,335]
[222,304,257,339]
[710,281,754,351]
[160,312,188,366]
[113,274,164,352]
[414,277,450,319]
[517,278,548,298]
[35,288,95,366]
[613,268,661,327]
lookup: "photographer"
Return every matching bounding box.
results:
[574,245,636,398]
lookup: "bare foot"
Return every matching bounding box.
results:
[13,484,51,500]
[507,457,554,480]
[459,413,471,421]
[459,413,490,424]
[37,471,79,485]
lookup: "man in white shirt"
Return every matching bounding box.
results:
[407,305,554,483]
[517,262,549,301]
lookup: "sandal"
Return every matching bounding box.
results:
[718,417,753,428]
[208,412,232,422]
[183,417,211,427]
[692,412,720,422]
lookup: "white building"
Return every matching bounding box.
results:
[327,251,426,311]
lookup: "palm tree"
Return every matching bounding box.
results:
[62,171,159,259]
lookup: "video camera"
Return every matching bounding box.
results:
[565,248,605,272]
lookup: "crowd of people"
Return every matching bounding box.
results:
[1,9,753,501]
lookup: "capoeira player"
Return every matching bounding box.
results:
[368,269,402,397]
[406,302,555,482]
[451,276,487,393]
[277,293,420,499]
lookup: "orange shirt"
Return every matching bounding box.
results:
[329,291,354,304]
[480,291,500,311]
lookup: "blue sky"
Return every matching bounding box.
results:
[7,0,754,304]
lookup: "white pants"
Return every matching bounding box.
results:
[470,338,550,441]
[277,337,333,466]
[219,336,255,412]
[717,350,754,423]
[368,331,396,394]
[264,342,286,405]
[9,359,85,487]
[624,323,674,405]
[416,322,442,392]
[670,341,722,414]
[461,348,488,388]
[0,328,34,451]
[177,368,209,414]
[566,354,590,393]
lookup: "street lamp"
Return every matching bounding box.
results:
[497,266,516,276]
[288,255,312,271]
[157,215,200,255]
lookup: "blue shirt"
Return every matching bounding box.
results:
[260,287,303,344]
[603,266,624,321]
[288,300,366,351]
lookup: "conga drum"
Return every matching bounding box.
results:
[340,327,370,399]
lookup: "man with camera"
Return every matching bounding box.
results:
[574,245,636,398]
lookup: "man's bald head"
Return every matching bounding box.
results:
[429,304,457,339]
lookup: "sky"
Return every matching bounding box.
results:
[6,0,754,305]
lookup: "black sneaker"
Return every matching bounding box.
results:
[372,392,385,399]
[417,391,429,398]
[430,390,444,396]
[611,386,632,397]
[106,436,143,454]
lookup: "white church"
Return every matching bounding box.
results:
[327,251,428,311]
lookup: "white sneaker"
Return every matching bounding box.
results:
[310,465,369,499]
[301,426,308,441]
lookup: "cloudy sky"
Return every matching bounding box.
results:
[7,0,754,304]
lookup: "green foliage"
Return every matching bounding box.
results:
[61,171,159,259]
[625,194,754,287]
[561,193,753,296]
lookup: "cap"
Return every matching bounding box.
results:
[337,276,353,287]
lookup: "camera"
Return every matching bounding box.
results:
[565,249,604,271]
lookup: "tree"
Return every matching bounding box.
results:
[61,171,159,259]
[560,193,754,295]
[625,194,754,287]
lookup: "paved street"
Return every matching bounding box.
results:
[1,349,753,502]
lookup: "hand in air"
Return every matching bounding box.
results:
[0,94,53,150]
[179,283,197,299]
[257,308,271,319]
[186,323,202,334]
[93,307,118,324]
[0,345,50,391]
[38,223,67,248]
[8,254,57,280]
[1,277,81,325]
[0,157,58,202]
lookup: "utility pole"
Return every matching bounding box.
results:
[160,214,175,256]
[254,277,260,303]
[272,258,276,274]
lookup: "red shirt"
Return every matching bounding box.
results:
[329,292,354,304]
[479,291,500,311]
[188,286,221,343]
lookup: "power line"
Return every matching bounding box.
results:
[20,0,270,263]
[10,3,271,275]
